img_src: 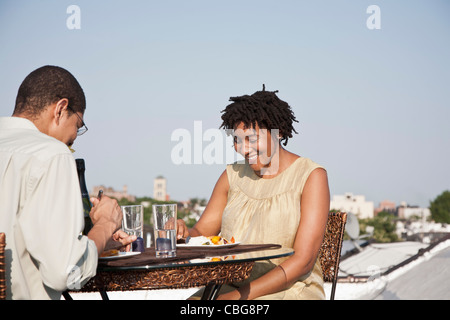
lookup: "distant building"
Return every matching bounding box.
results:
[397,201,431,220]
[330,192,374,219]
[375,200,397,216]
[91,185,136,202]
[154,175,169,201]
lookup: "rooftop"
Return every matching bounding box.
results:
[325,235,450,300]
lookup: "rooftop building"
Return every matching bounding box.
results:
[330,192,374,219]
[374,200,396,216]
[397,202,431,220]
[153,175,169,201]
[90,185,135,202]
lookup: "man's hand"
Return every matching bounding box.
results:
[87,195,123,255]
[89,195,122,230]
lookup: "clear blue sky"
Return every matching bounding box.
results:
[1,1,449,207]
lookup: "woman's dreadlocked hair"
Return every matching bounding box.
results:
[219,85,298,146]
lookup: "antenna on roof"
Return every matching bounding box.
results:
[346,212,374,252]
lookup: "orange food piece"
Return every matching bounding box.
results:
[210,236,221,244]
[100,249,119,257]
[230,237,235,243]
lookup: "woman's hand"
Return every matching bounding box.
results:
[105,229,137,252]
[176,219,190,240]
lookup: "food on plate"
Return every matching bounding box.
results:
[100,249,119,257]
[210,255,236,262]
[187,235,236,246]
[211,257,222,262]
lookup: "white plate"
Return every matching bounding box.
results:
[99,251,141,260]
[177,242,240,249]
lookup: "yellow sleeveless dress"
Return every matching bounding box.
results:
[219,157,326,300]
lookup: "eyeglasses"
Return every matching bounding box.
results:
[67,106,88,136]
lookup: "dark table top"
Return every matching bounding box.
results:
[97,244,294,271]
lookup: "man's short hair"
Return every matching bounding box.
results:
[13,65,86,118]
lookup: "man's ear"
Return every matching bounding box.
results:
[53,98,69,125]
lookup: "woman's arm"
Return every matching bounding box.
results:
[218,167,330,300]
[178,170,230,238]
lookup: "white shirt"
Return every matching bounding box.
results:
[0,117,98,299]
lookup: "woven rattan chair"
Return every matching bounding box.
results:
[319,212,347,300]
[0,233,6,300]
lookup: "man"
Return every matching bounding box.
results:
[0,65,134,299]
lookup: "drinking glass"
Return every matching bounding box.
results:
[122,205,144,251]
[152,204,177,257]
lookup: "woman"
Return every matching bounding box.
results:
[180,86,330,299]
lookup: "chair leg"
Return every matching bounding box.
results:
[330,281,336,300]
[100,291,109,300]
[201,284,222,300]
